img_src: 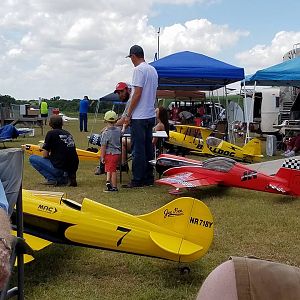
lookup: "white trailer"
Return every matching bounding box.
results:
[244,87,280,134]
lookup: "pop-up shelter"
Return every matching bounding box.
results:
[243,57,300,140]
[151,51,244,139]
[150,51,244,91]
[244,57,300,87]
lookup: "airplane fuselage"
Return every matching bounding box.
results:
[16,190,214,263]
[157,155,300,197]
[167,125,262,163]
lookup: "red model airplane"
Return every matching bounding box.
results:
[156,154,300,197]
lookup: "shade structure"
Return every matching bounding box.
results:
[100,90,206,102]
[150,51,244,91]
[156,90,206,100]
[99,92,120,102]
[244,57,300,86]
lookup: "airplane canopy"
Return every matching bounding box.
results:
[150,51,245,91]
[202,156,236,172]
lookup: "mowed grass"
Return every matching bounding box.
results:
[4,116,300,300]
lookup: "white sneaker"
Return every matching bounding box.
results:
[282,150,290,156]
[285,150,295,157]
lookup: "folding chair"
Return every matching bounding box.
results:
[0,148,30,300]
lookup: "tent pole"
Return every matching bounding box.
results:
[245,81,256,144]
[88,98,101,147]
[224,86,232,143]
[242,80,248,145]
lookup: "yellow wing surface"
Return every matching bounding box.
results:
[22,190,213,263]
[22,144,101,161]
[168,125,207,151]
[11,231,52,264]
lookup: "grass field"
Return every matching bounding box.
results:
[5,116,300,300]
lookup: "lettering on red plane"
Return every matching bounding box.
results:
[190,217,213,228]
[241,170,257,181]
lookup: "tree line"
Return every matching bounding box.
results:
[0,95,114,114]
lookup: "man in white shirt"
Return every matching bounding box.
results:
[123,45,158,187]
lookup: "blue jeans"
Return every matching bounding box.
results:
[131,118,155,185]
[79,113,88,132]
[29,155,66,183]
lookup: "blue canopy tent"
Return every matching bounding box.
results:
[244,57,300,87]
[99,92,120,102]
[150,51,244,142]
[242,57,300,141]
[93,92,125,123]
[150,51,244,91]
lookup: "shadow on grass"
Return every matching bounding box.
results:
[10,244,85,286]
[175,186,231,200]
[271,195,298,204]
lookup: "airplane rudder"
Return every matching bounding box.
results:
[181,198,214,260]
[277,158,300,195]
[243,138,262,156]
[163,196,214,239]
[187,198,214,239]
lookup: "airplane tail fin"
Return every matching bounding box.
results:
[275,158,300,196]
[138,197,213,262]
[242,138,262,158]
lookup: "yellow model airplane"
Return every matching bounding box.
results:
[167,125,263,163]
[14,189,214,263]
[22,143,101,161]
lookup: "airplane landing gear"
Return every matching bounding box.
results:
[178,266,191,275]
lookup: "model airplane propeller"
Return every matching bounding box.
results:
[12,190,214,263]
[156,154,300,197]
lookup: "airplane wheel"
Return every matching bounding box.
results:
[179,266,190,275]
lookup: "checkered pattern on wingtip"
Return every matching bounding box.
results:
[282,158,300,170]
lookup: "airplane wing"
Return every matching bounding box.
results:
[12,231,52,264]
[156,171,221,189]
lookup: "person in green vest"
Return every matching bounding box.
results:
[40,99,48,125]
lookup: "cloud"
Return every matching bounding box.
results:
[159,19,248,57]
[236,31,300,75]
[0,0,249,99]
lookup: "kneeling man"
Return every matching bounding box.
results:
[29,115,79,186]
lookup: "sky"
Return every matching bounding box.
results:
[0,0,300,100]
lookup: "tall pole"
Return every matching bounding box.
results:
[157,27,160,60]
